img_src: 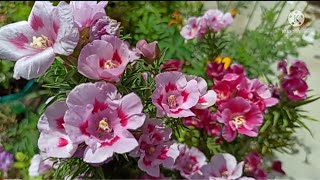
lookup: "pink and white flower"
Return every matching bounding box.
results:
[28,154,53,177]
[172,143,207,179]
[70,1,108,30]
[216,97,263,142]
[64,81,145,163]
[0,1,79,80]
[90,16,121,40]
[203,9,233,32]
[130,118,179,177]
[77,36,139,82]
[151,72,201,118]
[37,101,78,158]
[180,16,207,40]
[200,153,244,180]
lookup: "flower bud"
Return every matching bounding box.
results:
[136,39,160,63]
[90,16,121,40]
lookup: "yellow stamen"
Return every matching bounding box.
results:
[167,95,177,108]
[98,118,112,132]
[232,115,245,128]
[30,35,51,49]
[222,57,232,69]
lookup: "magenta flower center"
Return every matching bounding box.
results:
[98,118,112,133]
[232,115,245,128]
[30,35,52,49]
[102,60,120,69]
[167,95,177,108]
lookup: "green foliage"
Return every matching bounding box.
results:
[224,2,309,77]
[0,1,33,26]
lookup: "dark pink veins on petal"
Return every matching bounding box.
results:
[101,136,120,147]
[30,14,44,31]
[92,98,108,114]
[117,107,128,127]
[58,137,69,147]
[56,116,65,130]
[165,82,177,92]
[80,120,90,136]
[112,50,122,63]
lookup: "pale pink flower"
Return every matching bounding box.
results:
[77,36,139,82]
[64,81,145,163]
[0,1,79,80]
[204,9,233,32]
[186,75,217,109]
[28,154,53,177]
[69,1,108,30]
[172,143,207,179]
[200,153,244,180]
[152,72,201,118]
[37,101,78,158]
[130,118,178,177]
[216,97,263,142]
[180,16,207,40]
[90,16,120,40]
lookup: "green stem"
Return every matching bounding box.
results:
[272,1,286,28]
[243,1,258,37]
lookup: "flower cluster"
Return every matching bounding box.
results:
[277,59,310,101]
[180,9,233,40]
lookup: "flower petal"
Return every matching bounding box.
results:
[13,47,55,80]
[195,90,217,109]
[83,146,113,163]
[0,21,36,60]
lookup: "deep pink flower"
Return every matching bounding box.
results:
[37,101,78,158]
[160,59,183,72]
[289,60,310,79]
[282,77,308,101]
[200,153,244,180]
[243,152,267,180]
[272,161,286,175]
[0,1,79,80]
[206,61,226,81]
[172,143,207,179]
[180,16,207,40]
[183,108,222,136]
[28,154,53,177]
[152,72,200,118]
[186,75,217,109]
[90,16,120,40]
[238,78,279,111]
[216,97,263,142]
[203,9,233,32]
[70,1,108,30]
[277,59,288,75]
[136,39,160,63]
[213,73,244,105]
[77,36,139,82]
[64,81,145,163]
[130,118,178,177]
[227,63,245,75]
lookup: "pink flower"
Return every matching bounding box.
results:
[238,78,279,111]
[282,77,308,101]
[183,108,222,136]
[37,101,78,158]
[70,1,108,30]
[90,16,121,40]
[0,1,79,80]
[130,118,179,177]
[152,72,201,118]
[213,73,244,105]
[172,143,207,179]
[64,81,145,163]
[28,154,53,177]
[136,39,160,63]
[186,75,217,109]
[272,161,286,175]
[277,59,288,75]
[203,9,233,32]
[216,97,263,142]
[244,152,267,180]
[180,16,207,40]
[160,59,183,72]
[289,60,309,79]
[200,153,244,180]
[206,61,244,82]
[77,36,139,82]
